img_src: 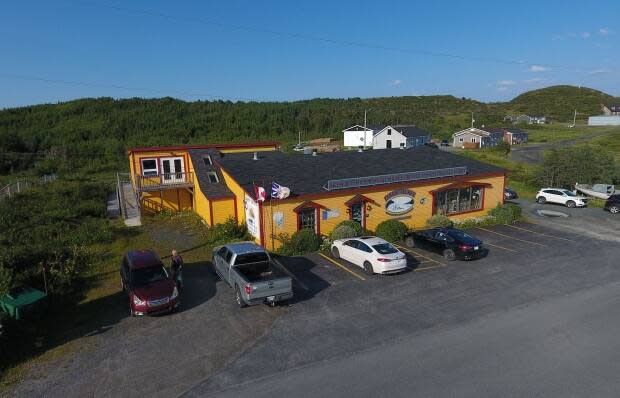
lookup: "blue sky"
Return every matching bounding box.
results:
[1,0,618,108]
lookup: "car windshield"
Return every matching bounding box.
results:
[372,243,398,254]
[131,266,168,287]
[447,230,475,241]
[562,190,577,197]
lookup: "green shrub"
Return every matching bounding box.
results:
[330,220,364,238]
[375,220,408,242]
[426,214,454,228]
[277,229,321,255]
[208,217,250,244]
[330,225,357,240]
[488,203,522,224]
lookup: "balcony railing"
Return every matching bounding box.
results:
[134,172,194,191]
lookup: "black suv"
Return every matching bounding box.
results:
[405,227,487,261]
[604,194,620,214]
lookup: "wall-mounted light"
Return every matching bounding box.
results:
[420,198,427,205]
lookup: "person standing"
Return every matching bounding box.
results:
[170,249,184,292]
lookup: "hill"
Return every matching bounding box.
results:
[0,85,617,176]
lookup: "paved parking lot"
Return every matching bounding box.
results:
[14,221,620,398]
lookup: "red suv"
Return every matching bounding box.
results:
[120,250,180,316]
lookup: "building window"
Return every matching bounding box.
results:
[459,137,464,142]
[298,208,316,232]
[207,172,219,183]
[434,186,483,215]
[141,159,158,176]
[471,138,477,143]
[203,155,212,166]
[387,128,391,135]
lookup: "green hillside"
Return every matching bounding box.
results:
[0,85,617,176]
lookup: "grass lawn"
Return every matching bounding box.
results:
[0,213,216,390]
[524,123,620,144]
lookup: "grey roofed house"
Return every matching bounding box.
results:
[216,146,504,197]
[390,125,432,138]
[188,148,234,198]
[602,104,620,115]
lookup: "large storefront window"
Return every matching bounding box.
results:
[299,208,316,232]
[435,186,483,215]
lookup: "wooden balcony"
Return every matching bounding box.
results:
[134,172,194,192]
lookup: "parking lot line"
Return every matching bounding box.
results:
[394,244,446,267]
[415,264,446,272]
[504,224,576,243]
[272,258,310,291]
[484,242,518,253]
[317,253,366,281]
[475,227,547,247]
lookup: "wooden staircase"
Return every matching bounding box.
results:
[116,173,142,227]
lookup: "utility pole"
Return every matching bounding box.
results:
[363,108,373,148]
[471,112,475,128]
[298,131,302,146]
[572,109,577,127]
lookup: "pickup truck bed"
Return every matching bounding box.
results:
[213,242,294,307]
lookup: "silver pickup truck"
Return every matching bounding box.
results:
[212,242,293,307]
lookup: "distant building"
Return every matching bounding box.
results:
[497,127,529,145]
[588,116,620,126]
[508,114,546,124]
[342,125,379,148]
[601,104,620,116]
[372,125,431,149]
[453,127,528,148]
[342,124,431,149]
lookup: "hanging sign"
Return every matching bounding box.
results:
[384,189,416,216]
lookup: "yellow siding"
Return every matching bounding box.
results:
[140,189,192,213]
[220,168,249,225]
[211,199,236,225]
[220,145,277,154]
[262,175,505,251]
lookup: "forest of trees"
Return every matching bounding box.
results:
[0,85,616,176]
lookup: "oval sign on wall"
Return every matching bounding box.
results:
[385,189,416,216]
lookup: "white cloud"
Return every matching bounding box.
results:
[523,78,543,83]
[599,27,611,36]
[390,79,403,86]
[497,80,516,86]
[497,86,509,92]
[587,68,611,75]
[581,32,591,39]
[529,65,549,72]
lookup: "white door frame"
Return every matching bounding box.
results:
[160,157,185,184]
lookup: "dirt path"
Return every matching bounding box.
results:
[509,131,609,165]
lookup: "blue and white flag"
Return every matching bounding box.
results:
[271,182,291,200]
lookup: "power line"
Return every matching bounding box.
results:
[71,0,610,73]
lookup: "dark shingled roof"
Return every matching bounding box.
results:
[218,146,505,198]
[391,125,432,138]
[188,149,234,198]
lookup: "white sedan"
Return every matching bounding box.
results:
[536,188,588,208]
[330,236,407,275]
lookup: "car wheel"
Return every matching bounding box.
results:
[536,196,546,204]
[331,247,340,259]
[443,249,456,261]
[235,285,247,308]
[129,303,135,317]
[610,206,620,214]
[363,261,374,275]
[405,236,416,248]
[566,200,576,208]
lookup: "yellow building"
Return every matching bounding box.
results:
[126,144,506,250]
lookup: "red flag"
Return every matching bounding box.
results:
[254,185,266,202]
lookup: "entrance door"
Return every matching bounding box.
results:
[386,139,392,148]
[299,208,316,233]
[350,203,364,227]
[160,157,184,184]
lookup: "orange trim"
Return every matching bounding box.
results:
[292,201,328,213]
[233,196,238,223]
[344,194,379,206]
[127,141,280,154]
[429,181,492,193]
[209,200,214,226]
[258,201,265,247]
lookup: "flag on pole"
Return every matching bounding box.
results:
[271,182,291,199]
[254,184,267,202]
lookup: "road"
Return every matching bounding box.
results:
[203,280,620,398]
[509,131,608,165]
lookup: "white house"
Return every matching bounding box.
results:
[342,125,376,148]
[372,125,431,149]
